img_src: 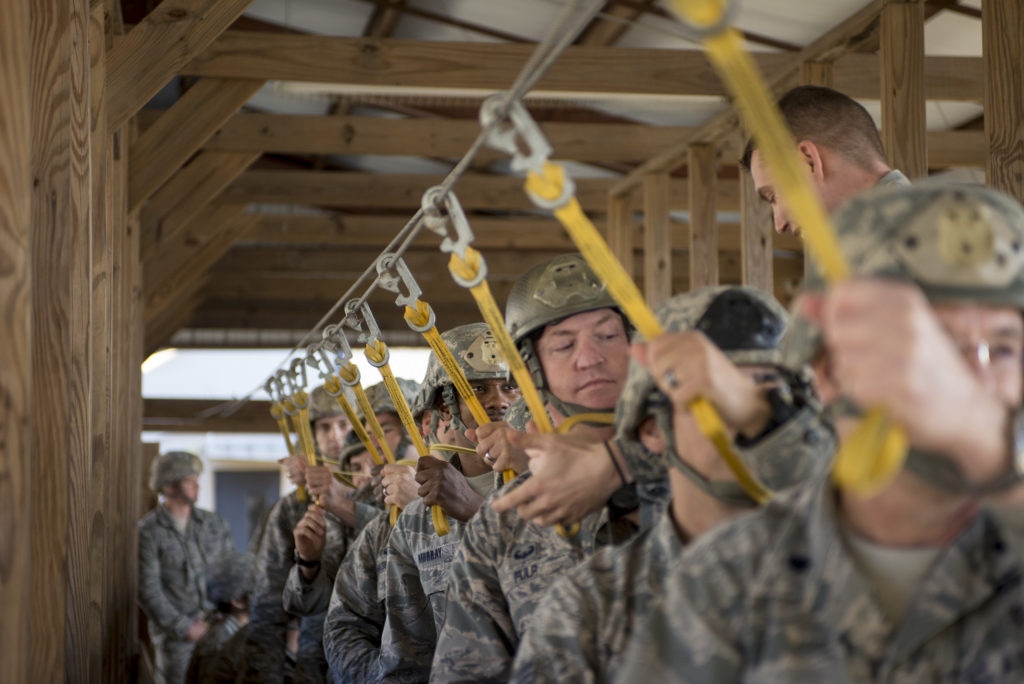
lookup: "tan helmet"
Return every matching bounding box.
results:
[504,252,626,420]
[785,181,1024,492]
[360,379,420,420]
[309,386,345,422]
[613,286,823,507]
[149,450,203,492]
[418,323,511,434]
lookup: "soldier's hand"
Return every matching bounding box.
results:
[307,464,349,502]
[490,431,624,527]
[468,421,529,475]
[805,280,1010,481]
[293,505,326,563]
[278,454,307,487]
[416,455,484,522]
[634,331,771,439]
[381,463,419,508]
[185,618,209,642]
[370,463,385,505]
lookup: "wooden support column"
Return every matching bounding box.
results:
[129,77,264,212]
[607,193,635,280]
[0,0,32,681]
[881,1,927,179]
[983,0,1024,202]
[688,143,718,289]
[740,170,774,293]
[643,173,671,306]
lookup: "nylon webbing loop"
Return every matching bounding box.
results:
[667,0,906,496]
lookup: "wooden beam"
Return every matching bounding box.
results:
[983,0,1024,202]
[0,0,32,679]
[238,212,805,252]
[182,31,984,102]
[106,0,256,129]
[688,144,718,289]
[607,193,635,279]
[363,0,404,37]
[144,208,259,324]
[129,77,263,212]
[140,150,259,260]
[144,398,280,433]
[927,130,985,167]
[881,1,927,179]
[205,113,693,163]
[221,170,742,212]
[145,275,207,354]
[800,60,834,87]
[610,0,888,196]
[577,0,653,46]
[740,169,773,293]
[643,173,671,305]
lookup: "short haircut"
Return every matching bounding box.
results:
[739,85,887,172]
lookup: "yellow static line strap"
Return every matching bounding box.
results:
[677,17,906,495]
[271,403,307,503]
[449,247,575,535]
[332,472,359,489]
[337,364,392,466]
[366,338,451,536]
[525,165,771,505]
[430,443,478,455]
[555,412,615,434]
[322,374,384,466]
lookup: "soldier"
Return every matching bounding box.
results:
[378,323,519,682]
[618,182,1024,680]
[186,550,255,683]
[490,85,905,532]
[139,451,235,684]
[239,385,367,684]
[432,254,636,682]
[509,286,830,681]
[322,380,437,684]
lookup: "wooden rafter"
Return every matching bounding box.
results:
[106,0,256,129]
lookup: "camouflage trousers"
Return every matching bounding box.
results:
[152,631,196,684]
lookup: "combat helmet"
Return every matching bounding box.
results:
[149,450,203,492]
[504,252,625,420]
[309,385,346,423]
[360,378,420,453]
[207,551,255,609]
[784,181,1024,493]
[418,323,511,437]
[614,286,823,507]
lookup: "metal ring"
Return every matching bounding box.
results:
[484,451,495,464]
[663,369,680,390]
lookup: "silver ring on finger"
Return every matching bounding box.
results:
[484,451,495,464]
[662,368,680,390]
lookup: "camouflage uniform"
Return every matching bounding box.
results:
[430,473,637,683]
[619,182,1024,680]
[139,452,235,684]
[323,511,392,684]
[186,614,246,683]
[186,550,254,683]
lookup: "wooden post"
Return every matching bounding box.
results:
[643,173,672,306]
[799,60,834,87]
[983,0,1024,202]
[688,143,718,289]
[607,193,634,280]
[740,171,774,293]
[881,1,927,179]
[0,0,32,681]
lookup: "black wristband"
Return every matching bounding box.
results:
[605,441,628,486]
[294,552,321,569]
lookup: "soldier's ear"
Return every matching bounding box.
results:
[637,416,667,453]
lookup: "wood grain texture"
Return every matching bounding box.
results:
[984,0,1024,202]
[29,0,74,675]
[643,173,671,306]
[688,144,718,289]
[607,193,635,280]
[881,2,927,179]
[106,0,256,128]
[0,0,32,681]
[800,60,834,87]
[740,170,773,293]
[220,170,741,212]
[140,150,259,259]
[129,77,263,212]
[204,113,693,163]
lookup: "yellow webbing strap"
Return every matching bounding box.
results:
[449,248,580,535]
[555,411,616,434]
[336,363,392,466]
[524,164,772,505]
[666,0,906,495]
[430,443,478,455]
[405,298,518,483]
[322,373,384,466]
[366,338,451,536]
[271,402,308,503]
[284,395,322,505]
